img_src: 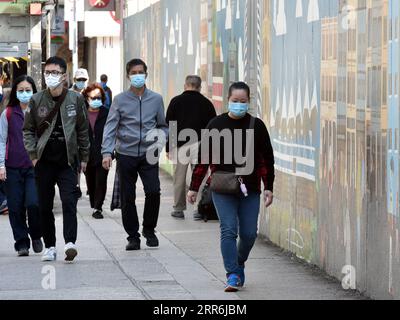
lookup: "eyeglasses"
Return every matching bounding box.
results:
[44,70,64,76]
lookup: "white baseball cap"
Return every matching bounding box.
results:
[74,68,89,80]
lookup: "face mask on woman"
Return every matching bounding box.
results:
[228,102,249,118]
[17,91,33,104]
[89,98,102,109]
[130,74,146,88]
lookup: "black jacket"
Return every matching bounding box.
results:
[166,90,217,152]
[88,106,109,166]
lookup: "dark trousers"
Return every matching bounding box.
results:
[85,163,109,211]
[0,181,6,204]
[5,167,41,251]
[35,161,80,248]
[118,154,161,241]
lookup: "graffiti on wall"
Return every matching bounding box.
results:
[123,0,400,299]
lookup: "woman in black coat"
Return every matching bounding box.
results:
[83,83,110,219]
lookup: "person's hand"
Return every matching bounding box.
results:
[32,159,38,167]
[264,190,274,208]
[0,167,6,181]
[102,156,113,171]
[80,162,87,173]
[187,191,198,205]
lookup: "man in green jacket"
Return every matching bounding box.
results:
[23,56,90,263]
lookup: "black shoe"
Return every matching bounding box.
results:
[142,231,159,248]
[92,210,104,220]
[126,239,141,251]
[17,248,29,257]
[171,211,184,219]
[193,211,203,221]
[32,239,43,253]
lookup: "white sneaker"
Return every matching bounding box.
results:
[42,247,57,262]
[64,243,78,262]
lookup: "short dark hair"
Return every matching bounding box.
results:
[45,56,67,73]
[100,74,108,82]
[83,82,106,105]
[126,59,147,75]
[228,82,251,100]
[185,75,202,90]
[8,75,37,107]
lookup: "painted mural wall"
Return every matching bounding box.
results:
[123,0,400,299]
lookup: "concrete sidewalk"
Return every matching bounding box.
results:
[0,168,366,300]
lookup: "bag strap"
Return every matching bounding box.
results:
[37,88,68,137]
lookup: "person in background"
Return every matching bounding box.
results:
[82,83,110,220]
[166,75,216,220]
[187,82,275,292]
[0,75,8,215]
[100,74,113,109]
[102,59,168,251]
[71,68,89,197]
[72,68,89,94]
[23,56,90,263]
[0,75,43,256]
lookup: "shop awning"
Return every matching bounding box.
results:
[3,57,19,63]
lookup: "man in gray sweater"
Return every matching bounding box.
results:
[102,59,168,251]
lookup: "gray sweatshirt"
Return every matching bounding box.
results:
[102,88,169,158]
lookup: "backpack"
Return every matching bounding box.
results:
[197,184,219,222]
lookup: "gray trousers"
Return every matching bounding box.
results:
[171,143,204,212]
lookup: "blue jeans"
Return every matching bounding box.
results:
[5,167,41,251]
[212,191,260,276]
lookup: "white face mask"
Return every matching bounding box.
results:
[45,74,62,89]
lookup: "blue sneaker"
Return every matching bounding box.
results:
[225,273,242,292]
[238,266,245,287]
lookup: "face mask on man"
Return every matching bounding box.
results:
[228,102,249,118]
[17,91,33,104]
[101,82,107,89]
[45,74,62,89]
[130,74,146,89]
[75,81,86,90]
[89,98,102,109]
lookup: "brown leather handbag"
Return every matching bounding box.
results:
[210,171,241,194]
[209,116,255,195]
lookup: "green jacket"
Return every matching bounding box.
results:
[23,89,90,165]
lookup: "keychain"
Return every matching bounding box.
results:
[238,177,248,197]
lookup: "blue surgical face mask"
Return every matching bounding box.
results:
[75,81,86,90]
[130,74,146,89]
[17,91,33,104]
[89,98,103,109]
[101,82,107,89]
[228,102,249,118]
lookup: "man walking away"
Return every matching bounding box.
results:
[166,75,216,220]
[102,59,168,251]
[100,74,113,109]
[23,56,90,263]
